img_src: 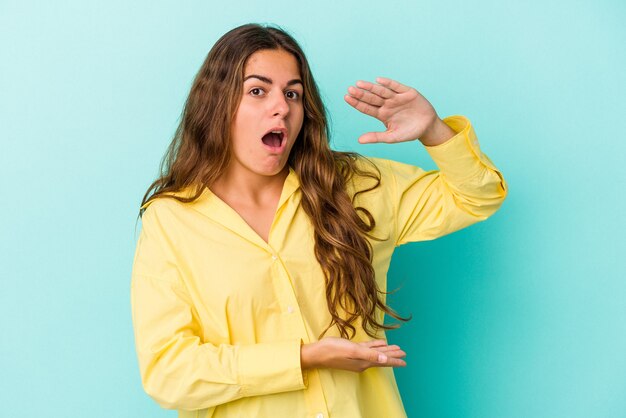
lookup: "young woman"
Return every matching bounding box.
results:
[131,23,507,418]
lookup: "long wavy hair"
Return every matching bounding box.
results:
[140,23,410,340]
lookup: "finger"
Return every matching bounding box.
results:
[380,348,406,359]
[359,339,387,348]
[375,77,411,94]
[373,345,403,353]
[358,130,396,144]
[354,80,394,99]
[344,94,380,118]
[370,345,406,359]
[385,357,407,367]
[347,86,385,107]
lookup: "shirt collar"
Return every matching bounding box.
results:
[141,166,302,248]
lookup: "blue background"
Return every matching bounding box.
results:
[1,1,625,417]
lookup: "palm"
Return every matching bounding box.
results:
[344,77,438,144]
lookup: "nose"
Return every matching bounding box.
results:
[271,92,289,117]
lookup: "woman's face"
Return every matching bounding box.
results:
[229,48,304,180]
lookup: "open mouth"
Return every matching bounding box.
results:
[261,130,286,148]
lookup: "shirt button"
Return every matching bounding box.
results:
[316,413,324,418]
[287,305,294,314]
[271,254,277,260]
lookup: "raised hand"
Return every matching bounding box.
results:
[301,337,407,372]
[344,77,455,146]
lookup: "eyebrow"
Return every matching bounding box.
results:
[243,74,303,87]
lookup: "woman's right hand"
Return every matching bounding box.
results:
[301,337,407,372]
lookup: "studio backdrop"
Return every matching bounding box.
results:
[1,1,624,417]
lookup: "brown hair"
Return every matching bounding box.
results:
[140,23,410,340]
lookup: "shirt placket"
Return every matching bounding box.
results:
[267,245,330,418]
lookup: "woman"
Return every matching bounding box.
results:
[131,23,507,418]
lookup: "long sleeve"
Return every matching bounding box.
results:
[130,202,307,411]
[387,115,507,246]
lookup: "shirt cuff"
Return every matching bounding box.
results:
[238,339,307,397]
[424,115,502,183]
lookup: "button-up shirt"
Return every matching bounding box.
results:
[131,115,508,418]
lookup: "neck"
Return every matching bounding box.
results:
[210,165,289,206]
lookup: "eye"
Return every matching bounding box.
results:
[285,90,300,100]
[249,87,265,96]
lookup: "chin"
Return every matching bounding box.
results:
[262,166,289,177]
[248,162,288,178]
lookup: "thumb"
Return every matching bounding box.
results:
[357,345,388,363]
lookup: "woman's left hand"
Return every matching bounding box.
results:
[344,77,455,146]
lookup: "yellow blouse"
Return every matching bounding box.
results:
[131,115,507,418]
